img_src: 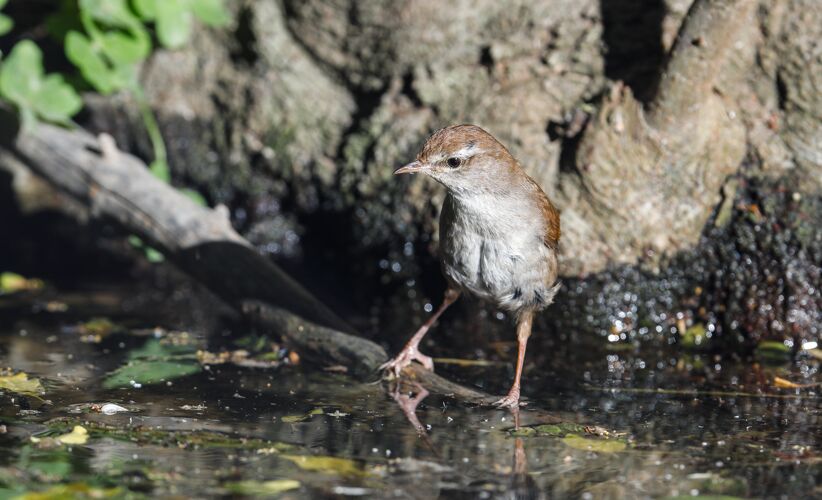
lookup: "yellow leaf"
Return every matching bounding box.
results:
[0,272,44,293]
[562,434,626,453]
[0,372,45,397]
[16,482,121,499]
[56,425,89,445]
[225,479,300,495]
[281,454,369,478]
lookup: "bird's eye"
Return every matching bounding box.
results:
[447,157,462,168]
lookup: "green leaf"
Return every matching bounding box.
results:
[0,41,82,125]
[562,434,627,453]
[755,340,792,364]
[281,455,370,478]
[149,159,170,182]
[0,13,12,36]
[103,360,200,388]
[128,338,193,359]
[155,1,192,48]
[0,41,44,104]
[31,74,83,124]
[103,339,200,389]
[79,0,140,29]
[65,31,120,94]
[100,31,150,65]
[191,0,230,26]
[132,0,158,20]
[0,0,9,9]
[144,246,165,263]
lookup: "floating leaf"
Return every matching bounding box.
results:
[0,41,82,126]
[56,425,89,445]
[103,339,201,389]
[281,408,324,423]
[755,340,792,364]
[562,434,626,453]
[508,427,537,437]
[534,423,587,437]
[681,323,708,349]
[15,483,122,500]
[281,454,369,478]
[0,272,44,293]
[224,479,300,496]
[103,360,200,389]
[0,372,45,397]
[78,317,120,337]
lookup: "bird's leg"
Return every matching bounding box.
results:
[380,288,460,378]
[494,310,533,408]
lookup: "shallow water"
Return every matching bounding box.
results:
[0,281,820,499]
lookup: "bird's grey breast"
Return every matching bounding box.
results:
[439,193,558,312]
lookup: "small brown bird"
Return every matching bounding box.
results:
[382,124,561,408]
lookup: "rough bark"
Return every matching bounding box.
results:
[555,0,756,275]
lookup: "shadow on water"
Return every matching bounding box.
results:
[1,277,820,498]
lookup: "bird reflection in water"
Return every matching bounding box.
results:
[390,382,544,499]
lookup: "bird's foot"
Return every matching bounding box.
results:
[493,388,524,408]
[380,347,434,378]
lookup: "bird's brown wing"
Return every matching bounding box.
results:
[540,192,561,250]
[524,176,561,249]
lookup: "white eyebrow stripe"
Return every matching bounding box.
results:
[452,145,483,159]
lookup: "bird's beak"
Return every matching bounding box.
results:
[394,161,426,175]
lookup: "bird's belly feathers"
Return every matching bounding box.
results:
[441,224,558,314]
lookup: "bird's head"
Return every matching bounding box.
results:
[394,124,519,195]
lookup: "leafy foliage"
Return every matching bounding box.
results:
[0,0,229,187]
[134,0,230,49]
[0,41,82,128]
[0,0,12,36]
